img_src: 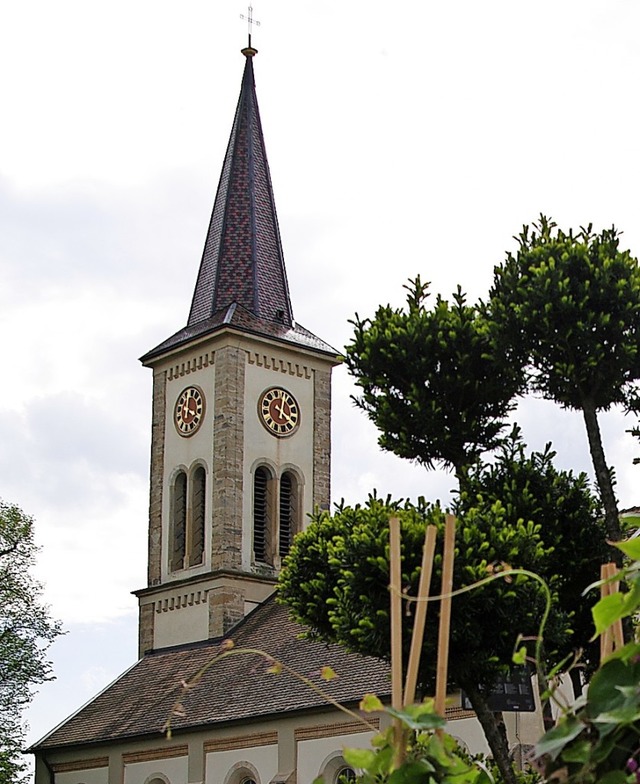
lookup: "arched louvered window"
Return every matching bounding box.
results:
[171,471,187,571]
[189,466,206,566]
[253,466,274,564]
[278,471,299,558]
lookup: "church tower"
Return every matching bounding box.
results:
[135,46,339,655]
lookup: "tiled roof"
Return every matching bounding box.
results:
[33,597,391,750]
[188,49,293,329]
[140,303,338,363]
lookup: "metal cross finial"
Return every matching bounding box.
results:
[240,5,260,48]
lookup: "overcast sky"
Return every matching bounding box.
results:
[1,0,639,750]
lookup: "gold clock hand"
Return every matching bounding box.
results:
[280,408,294,424]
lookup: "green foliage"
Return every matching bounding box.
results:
[535,541,640,784]
[280,433,606,784]
[280,436,605,692]
[343,704,490,784]
[457,429,609,672]
[0,501,62,783]
[312,698,538,784]
[344,277,525,475]
[279,494,562,695]
[488,214,640,543]
[488,215,640,412]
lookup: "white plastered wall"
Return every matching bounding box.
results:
[297,731,376,784]
[56,768,108,784]
[447,716,491,755]
[123,754,188,784]
[153,592,211,648]
[205,742,278,784]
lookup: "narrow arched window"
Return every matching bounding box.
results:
[171,471,187,571]
[278,471,298,558]
[189,466,206,566]
[253,466,274,564]
[336,768,356,784]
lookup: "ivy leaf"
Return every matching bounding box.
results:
[560,739,591,763]
[589,732,617,764]
[585,658,640,720]
[535,715,584,760]
[422,732,453,766]
[591,592,626,638]
[343,746,377,770]
[596,706,640,726]
[360,693,384,713]
[596,772,628,784]
[591,581,640,639]
[370,731,389,748]
[388,760,436,784]
[386,703,446,731]
[612,641,640,665]
[615,538,640,560]
[320,665,338,681]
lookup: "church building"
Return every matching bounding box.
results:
[31,43,502,784]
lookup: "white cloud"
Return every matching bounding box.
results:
[3,0,639,756]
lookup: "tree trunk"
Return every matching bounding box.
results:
[581,401,622,547]
[462,681,517,784]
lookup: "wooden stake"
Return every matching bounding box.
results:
[404,525,437,706]
[389,516,404,767]
[600,563,613,661]
[435,514,456,719]
[600,562,623,661]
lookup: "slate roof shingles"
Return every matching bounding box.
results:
[141,52,338,365]
[187,51,293,332]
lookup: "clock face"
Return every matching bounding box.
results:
[259,387,300,437]
[174,386,205,437]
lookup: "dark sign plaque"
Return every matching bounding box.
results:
[461,667,536,713]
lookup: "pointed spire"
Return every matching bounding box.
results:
[141,47,338,365]
[187,49,294,329]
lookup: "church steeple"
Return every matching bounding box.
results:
[136,45,339,654]
[188,48,293,329]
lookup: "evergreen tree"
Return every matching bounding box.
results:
[488,216,640,543]
[0,501,62,783]
[280,447,605,784]
[345,277,525,482]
